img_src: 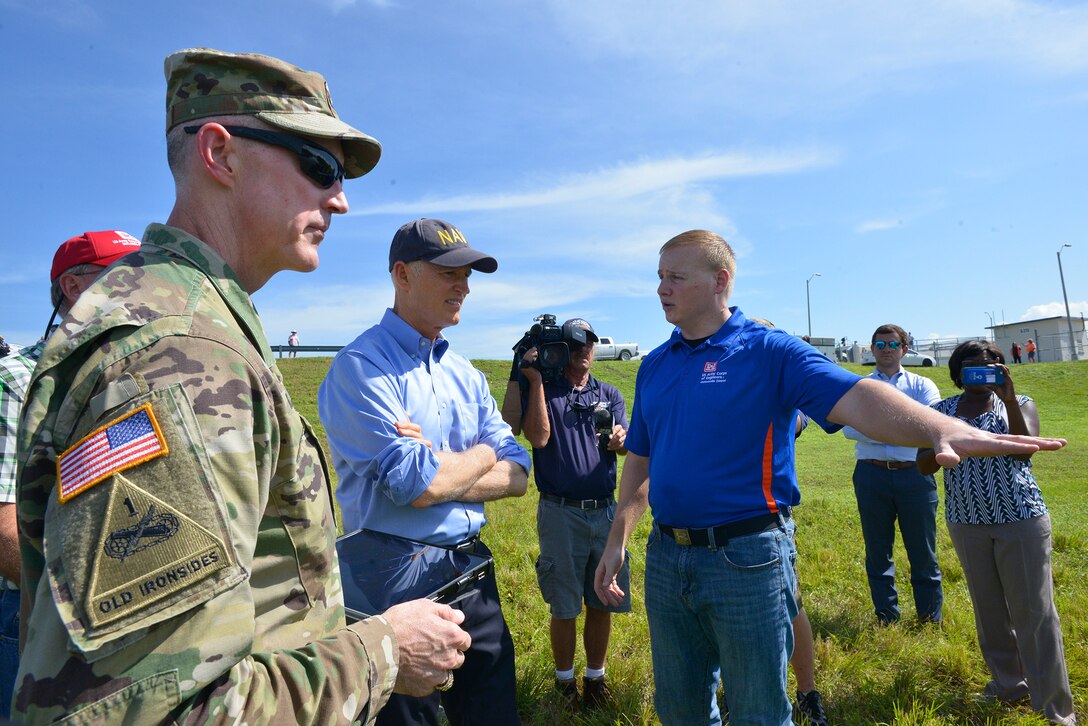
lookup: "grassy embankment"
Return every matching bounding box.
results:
[283,356,1086,725]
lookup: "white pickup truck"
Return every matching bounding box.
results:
[594,337,639,361]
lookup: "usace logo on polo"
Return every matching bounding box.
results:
[700,358,728,384]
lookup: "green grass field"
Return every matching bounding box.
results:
[281,356,1086,725]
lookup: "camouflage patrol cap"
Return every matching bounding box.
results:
[164,48,381,178]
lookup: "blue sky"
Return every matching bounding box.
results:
[2,0,1087,359]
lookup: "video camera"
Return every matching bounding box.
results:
[512,313,590,384]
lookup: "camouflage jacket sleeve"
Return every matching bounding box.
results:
[15,231,398,725]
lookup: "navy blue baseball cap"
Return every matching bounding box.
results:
[563,318,599,343]
[388,218,498,273]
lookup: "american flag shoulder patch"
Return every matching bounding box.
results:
[57,403,169,504]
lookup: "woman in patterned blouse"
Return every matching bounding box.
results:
[917,340,1075,725]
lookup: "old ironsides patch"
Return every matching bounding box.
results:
[57,403,169,503]
[87,476,230,627]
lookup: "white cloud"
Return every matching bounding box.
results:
[1020,301,1088,320]
[328,0,395,10]
[1053,88,1088,106]
[4,0,101,29]
[340,149,810,290]
[855,218,904,234]
[333,149,779,313]
[262,146,793,354]
[543,0,1088,112]
[0,331,41,350]
[259,269,656,345]
[348,149,836,217]
[257,283,392,343]
[0,271,34,285]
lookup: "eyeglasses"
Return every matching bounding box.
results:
[568,392,600,412]
[184,124,346,189]
[872,341,902,350]
[567,380,602,412]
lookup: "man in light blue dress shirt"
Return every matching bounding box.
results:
[843,323,943,624]
[319,218,530,726]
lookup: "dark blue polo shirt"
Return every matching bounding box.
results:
[626,308,859,528]
[522,375,628,500]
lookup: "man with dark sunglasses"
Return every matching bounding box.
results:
[14,49,469,724]
[842,323,944,625]
[506,318,630,712]
[182,124,349,189]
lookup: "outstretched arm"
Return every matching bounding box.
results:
[830,378,1063,470]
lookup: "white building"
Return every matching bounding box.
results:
[989,316,1087,363]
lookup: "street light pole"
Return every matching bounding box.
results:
[985,312,995,341]
[1058,244,1078,361]
[806,273,822,339]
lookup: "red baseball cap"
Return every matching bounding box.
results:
[51,230,141,282]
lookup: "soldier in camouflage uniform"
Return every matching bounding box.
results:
[14,48,471,725]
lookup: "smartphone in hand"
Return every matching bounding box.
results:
[962,366,1005,386]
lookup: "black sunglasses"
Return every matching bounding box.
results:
[567,379,602,412]
[184,124,346,189]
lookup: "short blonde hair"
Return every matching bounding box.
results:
[660,230,736,297]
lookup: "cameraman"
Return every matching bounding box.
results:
[505,318,630,712]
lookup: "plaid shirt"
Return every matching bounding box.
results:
[0,342,42,589]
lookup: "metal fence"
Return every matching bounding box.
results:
[878,331,1085,366]
[1021,329,1086,363]
[911,337,978,367]
[837,336,1029,368]
[271,345,343,358]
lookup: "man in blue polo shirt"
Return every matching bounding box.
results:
[319,218,531,726]
[509,317,630,711]
[594,229,1066,726]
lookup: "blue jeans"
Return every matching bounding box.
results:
[853,461,943,622]
[645,522,797,726]
[0,588,19,718]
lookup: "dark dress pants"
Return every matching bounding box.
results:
[0,588,18,719]
[376,539,520,726]
[853,460,943,623]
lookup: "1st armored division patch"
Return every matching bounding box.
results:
[57,403,168,503]
[87,475,230,628]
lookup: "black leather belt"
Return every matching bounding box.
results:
[540,492,614,510]
[658,512,787,547]
[861,459,915,470]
